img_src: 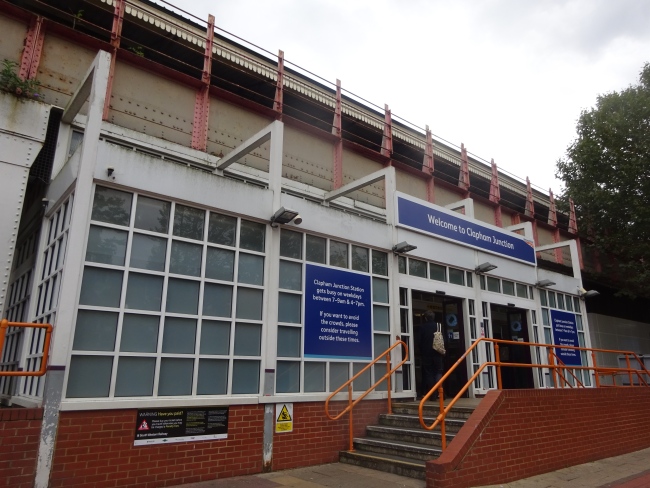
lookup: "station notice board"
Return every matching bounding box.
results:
[134,406,228,446]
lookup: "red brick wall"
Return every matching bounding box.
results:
[0,408,43,488]
[272,399,386,470]
[428,388,650,488]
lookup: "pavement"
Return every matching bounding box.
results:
[171,446,650,488]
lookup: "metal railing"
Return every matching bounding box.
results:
[0,319,52,377]
[419,338,650,451]
[325,340,408,451]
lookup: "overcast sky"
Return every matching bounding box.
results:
[155,0,650,196]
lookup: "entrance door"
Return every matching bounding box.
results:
[412,291,468,398]
[490,305,534,389]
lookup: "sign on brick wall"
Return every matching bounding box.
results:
[134,406,228,446]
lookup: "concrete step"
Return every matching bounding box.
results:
[339,450,426,480]
[353,436,442,461]
[392,401,475,420]
[366,424,454,448]
[379,413,466,433]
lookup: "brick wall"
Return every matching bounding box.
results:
[428,388,650,488]
[0,408,43,488]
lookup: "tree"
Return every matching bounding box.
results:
[556,63,650,298]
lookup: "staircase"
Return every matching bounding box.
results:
[339,398,479,479]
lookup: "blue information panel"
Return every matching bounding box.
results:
[550,309,581,366]
[396,194,536,265]
[304,264,372,360]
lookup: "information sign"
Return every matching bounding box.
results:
[134,407,228,446]
[550,309,581,367]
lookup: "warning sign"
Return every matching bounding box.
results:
[275,403,293,433]
[138,420,149,431]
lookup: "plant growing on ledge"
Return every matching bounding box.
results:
[1,60,41,99]
[127,46,145,57]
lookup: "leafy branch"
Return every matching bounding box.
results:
[0,60,41,99]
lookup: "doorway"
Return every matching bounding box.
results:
[490,305,534,389]
[412,291,468,398]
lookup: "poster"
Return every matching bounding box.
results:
[304,264,372,360]
[134,406,228,446]
[550,309,581,367]
[275,403,293,433]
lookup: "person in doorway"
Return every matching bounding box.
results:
[419,310,445,400]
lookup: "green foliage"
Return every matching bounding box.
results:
[556,63,650,297]
[0,59,41,99]
[127,46,145,57]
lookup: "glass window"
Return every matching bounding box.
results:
[79,267,123,307]
[480,274,486,290]
[329,362,349,391]
[120,314,159,352]
[409,259,427,278]
[372,278,389,304]
[352,363,371,392]
[430,263,446,282]
[352,246,369,272]
[208,213,236,246]
[162,317,196,354]
[540,290,548,307]
[557,294,566,310]
[372,250,388,276]
[170,241,202,276]
[487,276,500,293]
[449,268,465,286]
[239,220,265,252]
[197,359,228,395]
[232,360,259,394]
[542,308,550,326]
[548,292,557,308]
[276,361,300,393]
[502,280,515,296]
[304,362,326,392]
[306,235,326,263]
[134,196,170,233]
[373,306,389,331]
[73,310,118,351]
[280,230,302,259]
[278,326,301,357]
[125,273,163,311]
[234,323,262,356]
[130,234,167,271]
[237,253,264,285]
[466,271,473,288]
[202,283,233,317]
[115,357,155,397]
[86,226,127,265]
[566,296,574,312]
[573,297,581,312]
[91,186,132,226]
[398,255,406,274]
[279,261,301,290]
[205,247,235,281]
[158,358,193,396]
[374,334,390,359]
[235,288,263,320]
[66,356,113,398]
[576,315,584,331]
[166,278,199,315]
[173,204,204,240]
[330,241,348,268]
[516,283,528,298]
[278,293,301,323]
[200,320,230,355]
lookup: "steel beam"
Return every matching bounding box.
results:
[490,159,502,227]
[525,177,535,218]
[323,167,391,203]
[424,125,435,203]
[333,79,343,188]
[273,50,284,116]
[459,143,470,196]
[191,14,215,151]
[19,16,45,81]
[102,0,125,120]
[381,104,393,158]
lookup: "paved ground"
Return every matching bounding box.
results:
[172,446,650,488]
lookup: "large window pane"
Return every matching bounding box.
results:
[120,314,159,352]
[373,305,389,331]
[73,310,118,351]
[66,356,113,398]
[280,230,302,259]
[279,261,301,290]
[372,250,388,276]
[353,363,371,392]
[158,358,193,396]
[409,259,427,278]
[173,204,204,240]
[516,283,528,298]
[352,246,369,272]
[170,241,202,276]
[430,263,446,282]
[91,186,132,226]
[276,361,300,393]
[239,220,265,252]
[205,247,235,281]
[86,226,127,265]
[208,213,236,246]
[126,273,163,311]
[238,253,264,285]
[304,362,325,392]
[374,334,390,359]
[278,293,301,323]
[329,363,349,391]
[130,234,167,271]
[449,268,465,286]
[278,326,301,357]
[330,241,348,268]
[200,320,230,355]
[203,283,233,317]
[234,323,262,356]
[235,288,263,320]
[372,278,389,304]
[502,280,515,296]
[79,267,123,307]
[548,292,557,308]
[306,235,326,263]
[134,196,170,233]
[115,357,155,396]
[232,360,260,394]
[162,317,197,354]
[487,277,500,293]
[197,359,228,395]
[166,278,199,314]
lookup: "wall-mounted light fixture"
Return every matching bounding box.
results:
[435,290,446,296]
[475,262,497,274]
[578,287,600,299]
[107,167,115,178]
[270,207,302,227]
[535,279,556,288]
[392,241,417,254]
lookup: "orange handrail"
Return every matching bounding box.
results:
[325,340,408,452]
[0,319,52,376]
[419,338,650,450]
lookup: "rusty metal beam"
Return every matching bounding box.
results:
[273,50,284,117]
[525,177,535,218]
[459,143,470,196]
[381,104,393,158]
[333,79,343,189]
[102,0,125,120]
[19,15,45,81]
[191,14,215,151]
[569,198,578,234]
[490,159,502,227]
[424,125,435,203]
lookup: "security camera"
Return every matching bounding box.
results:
[107,167,115,178]
[293,214,303,225]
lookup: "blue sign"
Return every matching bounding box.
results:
[550,309,581,366]
[396,195,536,265]
[304,264,372,360]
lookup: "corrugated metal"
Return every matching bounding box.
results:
[283,75,335,108]
[215,46,278,81]
[341,101,383,130]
